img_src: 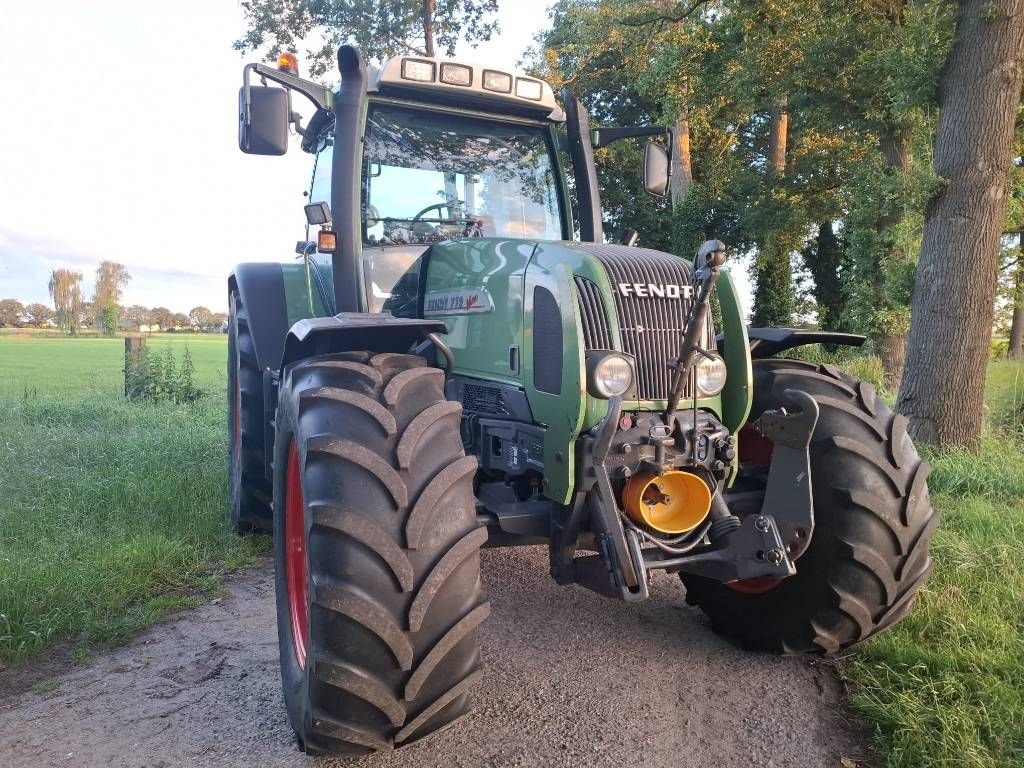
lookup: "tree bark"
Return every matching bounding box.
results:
[422,0,435,57]
[670,112,693,205]
[878,332,908,391]
[897,0,1024,448]
[767,95,788,174]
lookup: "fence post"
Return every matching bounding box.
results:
[124,333,146,398]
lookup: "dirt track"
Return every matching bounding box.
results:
[0,548,870,767]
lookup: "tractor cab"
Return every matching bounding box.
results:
[238,49,666,317]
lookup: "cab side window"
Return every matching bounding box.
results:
[310,140,333,207]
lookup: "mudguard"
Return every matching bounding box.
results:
[229,263,291,374]
[744,328,866,359]
[281,313,447,368]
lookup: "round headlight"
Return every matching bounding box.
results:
[696,355,727,396]
[590,354,633,398]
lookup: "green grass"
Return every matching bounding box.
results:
[0,332,267,665]
[841,359,1024,768]
[0,332,227,396]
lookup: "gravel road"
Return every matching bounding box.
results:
[0,547,870,768]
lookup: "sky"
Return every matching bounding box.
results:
[0,0,555,313]
[0,1,752,315]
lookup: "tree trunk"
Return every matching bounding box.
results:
[872,124,914,386]
[767,95,788,174]
[422,0,435,57]
[878,333,908,392]
[670,112,693,205]
[897,0,1024,448]
[752,97,793,327]
[1010,254,1024,358]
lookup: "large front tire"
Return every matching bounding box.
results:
[683,359,938,653]
[273,351,487,755]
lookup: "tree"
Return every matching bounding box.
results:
[0,299,24,327]
[150,307,174,331]
[92,261,130,335]
[48,269,83,336]
[188,306,215,332]
[211,312,228,331]
[23,302,54,328]
[171,312,189,329]
[235,0,499,76]
[122,305,151,329]
[897,0,1024,448]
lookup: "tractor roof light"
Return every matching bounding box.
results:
[515,77,543,101]
[371,56,566,122]
[277,52,299,75]
[440,62,472,86]
[482,70,512,93]
[401,59,436,83]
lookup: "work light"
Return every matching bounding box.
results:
[440,63,472,86]
[401,59,435,83]
[515,78,543,101]
[482,70,512,93]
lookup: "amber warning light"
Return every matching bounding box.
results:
[317,229,337,253]
[277,52,299,75]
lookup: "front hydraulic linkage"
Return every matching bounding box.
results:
[649,388,820,581]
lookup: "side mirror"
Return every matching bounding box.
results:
[643,141,670,197]
[238,86,289,155]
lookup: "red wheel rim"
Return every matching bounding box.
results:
[726,576,783,594]
[284,439,309,669]
[728,425,783,595]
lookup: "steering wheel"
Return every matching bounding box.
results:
[412,203,452,221]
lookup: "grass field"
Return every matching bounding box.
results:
[0,332,267,663]
[0,332,1022,767]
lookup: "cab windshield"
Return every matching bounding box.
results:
[362,104,564,245]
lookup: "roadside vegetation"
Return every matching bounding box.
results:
[802,352,1024,768]
[0,333,266,664]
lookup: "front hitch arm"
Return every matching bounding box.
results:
[750,388,819,561]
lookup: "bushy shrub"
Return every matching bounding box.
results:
[124,344,203,404]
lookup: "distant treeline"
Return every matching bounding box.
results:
[0,261,226,335]
[0,297,227,333]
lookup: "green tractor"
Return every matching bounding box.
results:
[232,46,936,755]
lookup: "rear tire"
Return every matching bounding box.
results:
[273,351,487,755]
[228,289,272,533]
[682,359,938,653]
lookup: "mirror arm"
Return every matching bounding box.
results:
[242,63,333,123]
[591,125,669,149]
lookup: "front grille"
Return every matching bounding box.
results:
[572,244,707,401]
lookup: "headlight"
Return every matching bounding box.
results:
[587,352,634,399]
[696,354,727,396]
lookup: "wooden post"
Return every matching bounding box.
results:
[124,333,146,398]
